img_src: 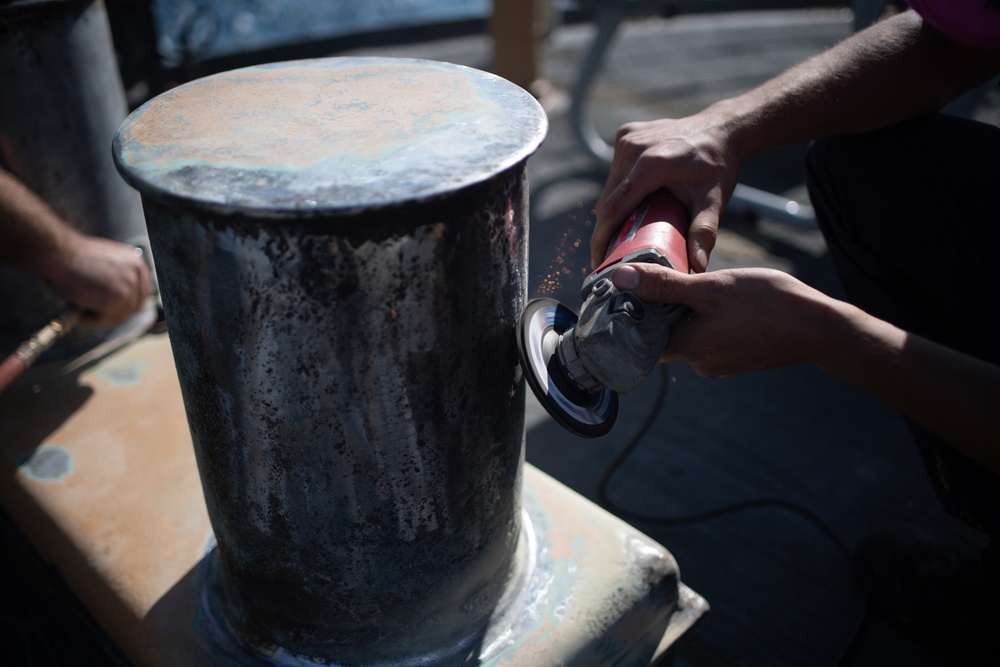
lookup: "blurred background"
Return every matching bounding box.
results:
[3,1,997,666]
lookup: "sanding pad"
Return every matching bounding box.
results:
[516,298,618,438]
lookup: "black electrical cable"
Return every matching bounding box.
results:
[595,364,869,667]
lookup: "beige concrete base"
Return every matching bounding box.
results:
[0,334,706,665]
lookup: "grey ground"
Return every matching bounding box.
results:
[342,7,997,667]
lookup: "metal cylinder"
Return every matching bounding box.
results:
[113,58,547,663]
[0,0,147,354]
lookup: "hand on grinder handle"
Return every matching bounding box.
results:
[570,190,691,394]
[592,115,741,274]
[611,264,837,378]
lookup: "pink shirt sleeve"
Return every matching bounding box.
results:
[907,0,1000,48]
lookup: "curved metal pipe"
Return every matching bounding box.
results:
[569,5,817,228]
[570,9,624,165]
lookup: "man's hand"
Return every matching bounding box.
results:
[610,261,1000,473]
[592,11,1000,276]
[592,110,742,274]
[45,235,154,328]
[2,168,154,328]
[610,263,834,377]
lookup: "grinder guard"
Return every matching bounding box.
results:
[573,280,686,395]
[518,190,690,437]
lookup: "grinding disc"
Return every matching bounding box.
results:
[516,298,618,438]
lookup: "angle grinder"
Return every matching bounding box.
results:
[517,189,690,437]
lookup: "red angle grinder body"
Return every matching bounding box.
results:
[517,190,690,437]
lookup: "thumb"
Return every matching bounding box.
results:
[611,263,701,307]
[686,201,721,273]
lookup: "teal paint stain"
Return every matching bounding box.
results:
[97,361,150,386]
[17,446,74,482]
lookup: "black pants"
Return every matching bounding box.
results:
[806,113,1000,542]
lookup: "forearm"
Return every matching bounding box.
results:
[592,10,1000,271]
[717,10,1000,160]
[819,301,1000,475]
[0,168,82,283]
[617,263,999,472]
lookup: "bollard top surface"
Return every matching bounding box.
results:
[113,57,548,218]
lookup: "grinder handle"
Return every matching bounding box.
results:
[581,190,690,299]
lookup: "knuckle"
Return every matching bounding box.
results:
[617,121,640,139]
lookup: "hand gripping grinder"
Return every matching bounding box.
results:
[517,190,690,438]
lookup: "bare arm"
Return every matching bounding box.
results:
[593,10,1000,271]
[611,263,1000,475]
[0,168,152,327]
[722,9,1000,157]
[821,301,999,472]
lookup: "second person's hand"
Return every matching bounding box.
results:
[45,234,155,328]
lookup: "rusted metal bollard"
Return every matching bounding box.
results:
[0,0,147,355]
[113,58,546,663]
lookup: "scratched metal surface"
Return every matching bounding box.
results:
[114,57,548,216]
[141,177,534,661]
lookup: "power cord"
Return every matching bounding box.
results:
[595,364,869,666]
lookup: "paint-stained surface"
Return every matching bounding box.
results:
[96,360,150,386]
[115,57,549,662]
[0,333,702,666]
[144,173,532,662]
[17,445,73,482]
[0,334,212,666]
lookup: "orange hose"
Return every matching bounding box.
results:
[0,355,27,394]
[0,310,78,395]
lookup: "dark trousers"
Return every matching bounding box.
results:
[805,113,1000,543]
